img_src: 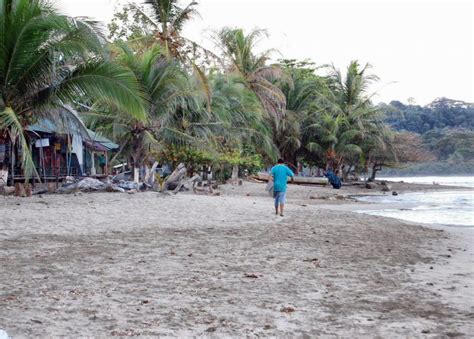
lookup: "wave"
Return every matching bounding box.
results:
[357,176,474,228]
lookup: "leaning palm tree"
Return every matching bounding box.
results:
[87,44,201,182]
[195,73,276,179]
[110,1,233,117]
[156,72,278,179]
[0,0,146,181]
[209,73,276,157]
[214,27,287,121]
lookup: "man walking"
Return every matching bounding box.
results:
[270,159,294,216]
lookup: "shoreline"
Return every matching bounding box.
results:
[1,181,473,336]
[321,192,474,229]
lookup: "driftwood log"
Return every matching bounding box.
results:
[161,163,221,195]
[170,173,198,193]
[161,163,187,192]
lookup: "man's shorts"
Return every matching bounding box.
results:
[273,191,286,206]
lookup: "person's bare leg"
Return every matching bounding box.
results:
[280,204,284,216]
[275,205,279,215]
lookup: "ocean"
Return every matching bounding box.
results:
[356,176,474,228]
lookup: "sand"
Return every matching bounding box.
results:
[0,181,473,337]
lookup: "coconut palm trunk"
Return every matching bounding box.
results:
[231,164,239,180]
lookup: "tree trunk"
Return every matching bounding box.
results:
[133,166,139,183]
[370,163,380,181]
[144,161,159,187]
[202,165,208,181]
[342,164,353,181]
[131,153,141,183]
[5,139,13,185]
[231,164,239,180]
[15,182,26,197]
[370,170,376,181]
[90,151,96,176]
[1,138,10,186]
[292,154,298,174]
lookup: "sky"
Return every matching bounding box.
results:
[57,0,473,105]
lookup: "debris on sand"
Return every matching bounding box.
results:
[56,177,147,194]
[365,182,378,189]
[280,306,295,313]
[205,326,217,333]
[302,258,319,262]
[56,177,106,193]
[303,258,321,267]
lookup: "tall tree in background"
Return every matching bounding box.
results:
[109,0,215,112]
[215,28,287,122]
[0,0,145,181]
[141,0,198,57]
[108,0,218,66]
[109,0,197,54]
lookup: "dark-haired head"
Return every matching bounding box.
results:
[277,159,284,164]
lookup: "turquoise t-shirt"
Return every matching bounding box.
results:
[271,164,294,192]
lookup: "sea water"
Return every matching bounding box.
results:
[357,176,474,228]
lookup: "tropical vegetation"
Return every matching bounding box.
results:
[0,0,145,180]
[1,0,468,186]
[380,98,474,175]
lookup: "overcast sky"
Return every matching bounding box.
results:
[57,0,473,105]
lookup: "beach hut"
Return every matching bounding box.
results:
[83,130,119,177]
[0,109,119,185]
[26,118,85,180]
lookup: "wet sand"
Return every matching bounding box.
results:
[0,181,473,337]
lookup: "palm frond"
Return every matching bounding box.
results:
[56,60,147,121]
[0,106,38,180]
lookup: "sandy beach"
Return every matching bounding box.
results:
[0,181,473,337]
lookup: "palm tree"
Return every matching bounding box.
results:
[214,28,287,122]
[119,0,215,111]
[304,112,361,170]
[111,0,218,66]
[209,73,276,161]
[158,72,278,180]
[0,0,146,182]
[274,64,325,169]
[141,0,198,56]
[310,60,385,173]
[113,0,198,58]
[88,44,212,182]
[324,61,383,135]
